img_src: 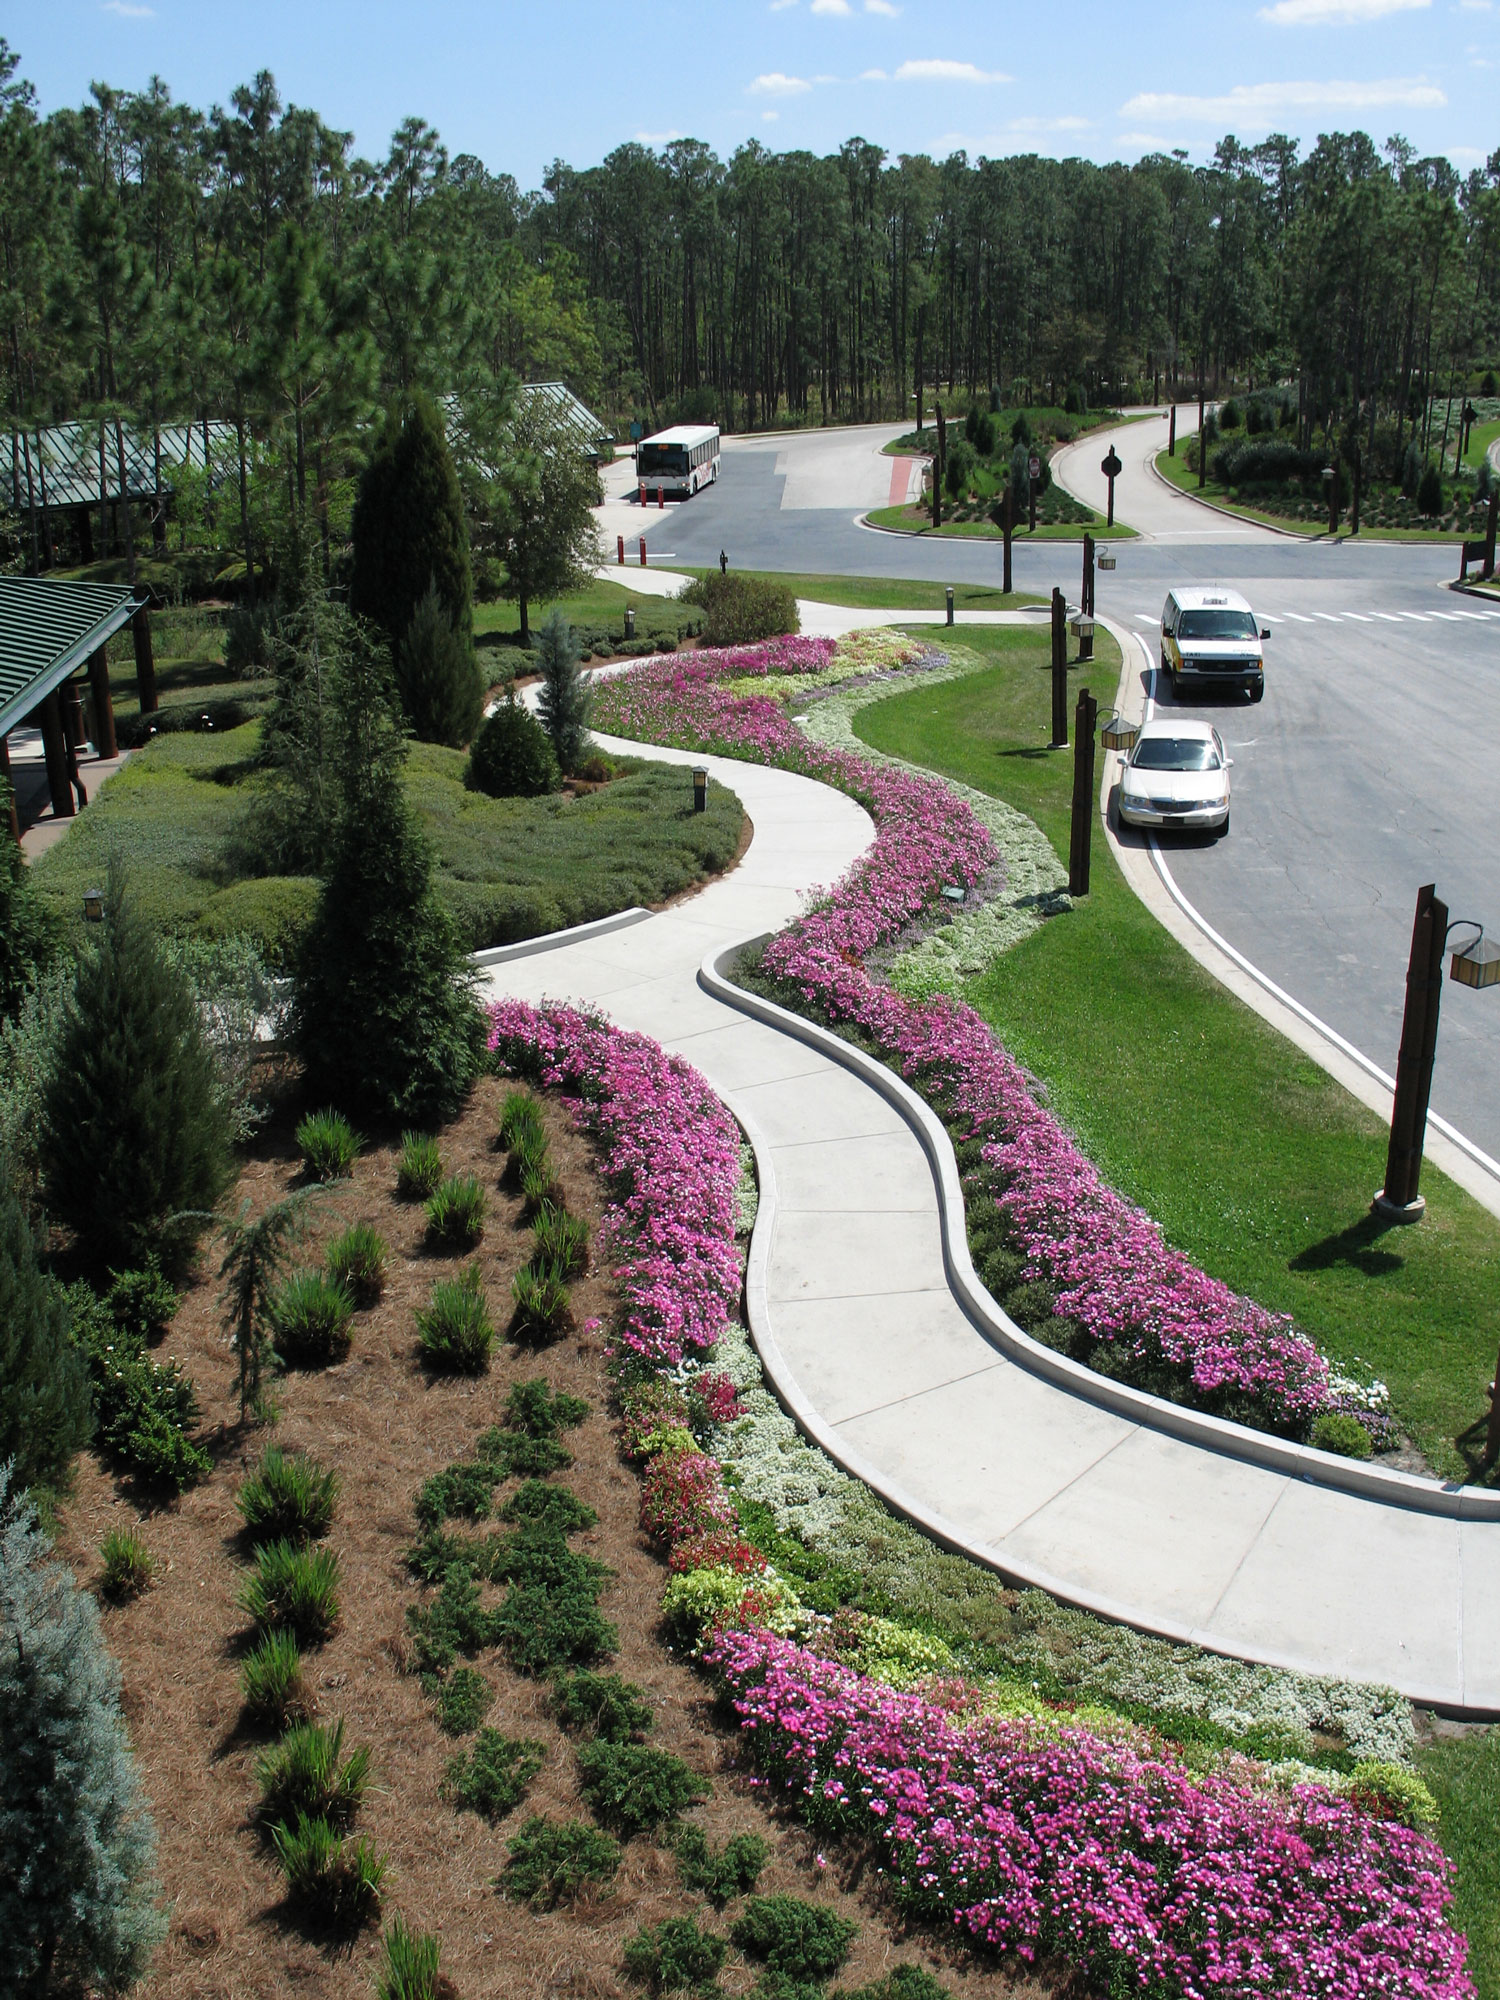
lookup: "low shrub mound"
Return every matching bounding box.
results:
[575,1740,709,1839]
[433,1664,493,1736]
[443,1727,546,1821]
[549,1669,654,1743]
[673,1824,768,1907]
[67,1279,210,1492]
[730,1895,858,1984]
[621,1915,727,1994]
[681,571,800,646]
[500,1816,622,1909]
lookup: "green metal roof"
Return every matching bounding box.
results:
[0,575,144,738]
[3,418,239,511]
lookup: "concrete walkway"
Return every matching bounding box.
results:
[1051,407,1289,544]
[480,719,1500,1713]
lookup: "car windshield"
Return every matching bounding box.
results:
[1131,737,1222,772]
[1177,610,1258,640]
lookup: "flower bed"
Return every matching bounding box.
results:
[592,639,1389,1447]
[487,996,1465,1995]
[707,1627,1469,2000]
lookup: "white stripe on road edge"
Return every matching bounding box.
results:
[1136,639,1500,1192]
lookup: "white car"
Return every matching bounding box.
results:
[1118,718,1232,834]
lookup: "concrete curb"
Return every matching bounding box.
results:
[700,943,1500,1524]
[471,907,652,968]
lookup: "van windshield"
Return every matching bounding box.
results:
[1131,737,1222,772]
[1178,610,1258,640]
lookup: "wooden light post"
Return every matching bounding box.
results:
[1050,588,1068,748]
[1067,687,1098,897]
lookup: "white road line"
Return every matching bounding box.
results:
[1283,612,1315,623]
[1370,612,1404,622]
[1429,611,1462,622]
[1313,613,1342,624]
[1343,613,1374,622]
[1398,612,1431,623]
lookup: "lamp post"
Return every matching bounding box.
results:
[1322,459,1339,538]
[1049,588,1068,747]
[1374,887,1499,1224]
[692,768,709,814]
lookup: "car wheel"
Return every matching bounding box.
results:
[1217,811,1231,838]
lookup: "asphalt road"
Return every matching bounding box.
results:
[635,424,1500,1174]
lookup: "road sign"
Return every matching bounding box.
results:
[1028,455,1041,482]
[1101,448,1123,479]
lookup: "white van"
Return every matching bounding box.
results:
[1160,587,1268,703]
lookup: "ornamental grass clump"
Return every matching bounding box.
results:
[271,1812,385,1930]
[530,1202,589,1279]
[99,1526,156,1601]
[416,1264,494,1374]
[240,1629,309,1730]
[237,1447,341,1544]
[501,1816,622,1909]
[424,1173,486,1250]
[270,1268,355,1367]
[443,1727,546,1821]
[256,1717,370,1829]
[241,1540,341,1645]
[510,1265,572,1346]
[397,1131,444,1201]
[325,1222,388,1306]
[375,1916,444,2000]
[499,1088,546,1152]
[295,1107,362,1181]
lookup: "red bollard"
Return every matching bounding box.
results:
[639,537,647,567]
[617,534,625,565]
[658,485,664,510]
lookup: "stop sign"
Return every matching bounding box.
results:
[1101,448,1123,479]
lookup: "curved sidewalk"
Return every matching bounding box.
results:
[477,734,1500,1712]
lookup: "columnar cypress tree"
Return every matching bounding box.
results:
[289,630,483,1123]
[535,612,592,775]
[39,871,233,1273]
[0,1180,92,1494]
[348,394,475,739]
[399,583,483,747]
[0,1468,165,1994]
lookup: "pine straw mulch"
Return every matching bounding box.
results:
[52,1072,1070,2000]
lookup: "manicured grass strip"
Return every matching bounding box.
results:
[856,624,1500,1486]
[1417,1730,1500,2000]
[679,568,1043,611]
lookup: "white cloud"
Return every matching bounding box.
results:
[890,58,1013,83]
[1260,0,1428,20]
[763,110,781,121]
[861,66,889,78]
[810,0,852,12]
[770,0,798,10]
[865,0,901,13]
[102,1,155,15]
[748,71,814,95]
[1447,143,1486,157]
[1117,131,1176,148]
[636,129,685,143]
[1121,75,1446,121]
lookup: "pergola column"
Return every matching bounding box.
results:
[0,735,19,843]
[132,607,158,715]
[87,644,117,758]
[36,688,74,819]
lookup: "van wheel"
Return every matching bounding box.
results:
[1250,680,1264,704]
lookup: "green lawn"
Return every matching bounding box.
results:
[1418,1729,1500,2000]
[1155,445,1476,542]
[33,721,745,965]
[1461,417,1500,471]
[680,567,1043,612]
[864,502,1136,542]
[855,626,1500,1488]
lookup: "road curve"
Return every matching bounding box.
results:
[478,717,1500,1713]
[1051,406,1289,544]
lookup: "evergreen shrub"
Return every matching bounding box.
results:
[535,612,592,773]
[500,1816,621,1909]
[465,698,560,798]
[399,582,483,748]
[1417,462,1445,515]
[434,1664,493,1736]
[575,1740,709,1837]
[0,1188,92,1492]
[730,1897,858,1983]
[682,573,800,647]
[622,1915,727,1994]
[674,1824,769,1906]
[444,1727,546,1821]
[550,1669,654,1743]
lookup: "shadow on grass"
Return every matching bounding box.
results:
[1288,1211,1408,1280]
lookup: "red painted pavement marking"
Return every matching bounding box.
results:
[887,456,915,507]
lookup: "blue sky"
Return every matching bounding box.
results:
[11,0,1497,183]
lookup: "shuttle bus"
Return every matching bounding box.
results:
[636,423,720,499]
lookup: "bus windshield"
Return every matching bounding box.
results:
[639,443,688,475]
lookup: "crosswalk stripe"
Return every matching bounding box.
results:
[1429,611,1462,622]
[1343,612,1374,622]
[1370,612,1403,622]
[1284,612,1314,622]
[1313,613,1342,623]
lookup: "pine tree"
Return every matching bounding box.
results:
[398,582,483,747]
[0,1468,165,1994]
[0,783,54,1019]
[0,1180,92,1495]
[535,612,592,775]
[290,633,483,1124]
[348,393,474,691]
[39,870,233,1273]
